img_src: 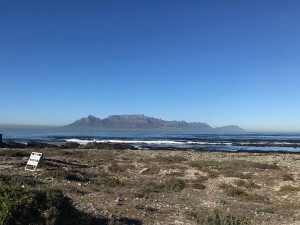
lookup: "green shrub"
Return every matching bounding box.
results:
[0,174,39,186]
[0,183,92,225]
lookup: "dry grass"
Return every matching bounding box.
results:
[1,148,300,224]
[186,208,249,225]
[279,185,300,193]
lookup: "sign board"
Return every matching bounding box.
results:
[25,152,43,171]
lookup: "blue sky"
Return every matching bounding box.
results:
[0,0,299,131]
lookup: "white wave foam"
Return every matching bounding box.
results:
[65,138,184,145]
[187,141,232,145]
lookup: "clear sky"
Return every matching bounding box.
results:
[0,0,299,132]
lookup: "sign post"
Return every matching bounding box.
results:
[25,152,43,171]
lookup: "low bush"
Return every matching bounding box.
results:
[279,185,300,193]
[186,208,249,225]
[191,176,208,190]
[134,182,161,198]
[95,177,124,187]
[256,207,275,214]
[0,183,92,225]
[0,174,39,186]
[219,183,266,203]
[162,178,185,192]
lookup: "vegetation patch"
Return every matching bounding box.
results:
[256,207,275,214]
[154,155,187,164]
[140,166,161,175]
[43,170,90,182]
[0,174,39,186]
[108,163,125,173]
[219,183,266,203]
[162,178,185,192]
[279,185,300,193]
[234,179,260,189]
[191,176,208,190]
[191,160,279,178]
[0,183,93,225]
[94,177,124,188]
[0,149,29,157]
[186,208,249,225]
[282,173,294,181]
[134,182,162,198]
[134,179,185,197]
[134,204,158,213]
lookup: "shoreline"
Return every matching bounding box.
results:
[1,140,300,155]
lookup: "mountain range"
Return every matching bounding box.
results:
[62,114,245,133]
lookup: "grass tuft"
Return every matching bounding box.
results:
[186,208,249,225]
[95,177,124,188]
[162,178,185,192]
[279,185,300,193]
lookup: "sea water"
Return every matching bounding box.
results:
[1,129,300,153]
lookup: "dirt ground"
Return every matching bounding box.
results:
[1,148,300,225]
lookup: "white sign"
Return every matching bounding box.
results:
[25,152,43,171]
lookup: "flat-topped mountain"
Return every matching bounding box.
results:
[62,114,245,133]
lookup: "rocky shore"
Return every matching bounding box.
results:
[1,143,300,224]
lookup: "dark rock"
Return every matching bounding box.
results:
[2,141,26,148]
[26,141,57,148]
[61,142,81,149]
[83,142,136,150]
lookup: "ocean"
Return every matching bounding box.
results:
[1,129,300,153]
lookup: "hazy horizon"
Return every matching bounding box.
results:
[0,114,300,133]
[1,1,299,132]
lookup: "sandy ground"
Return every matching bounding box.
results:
[1,148,300,225]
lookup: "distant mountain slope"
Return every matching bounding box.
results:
[62,114,245,133]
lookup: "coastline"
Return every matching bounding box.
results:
[1,146,300,224]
